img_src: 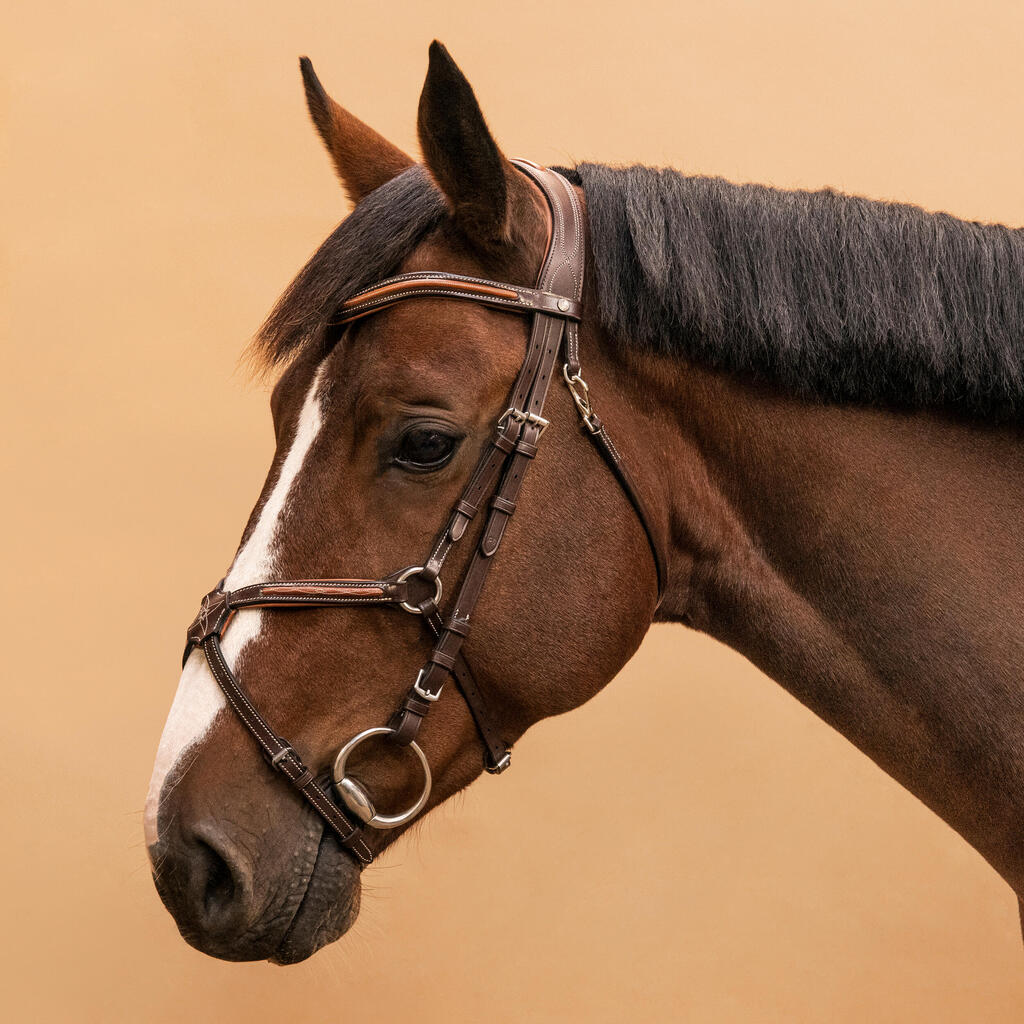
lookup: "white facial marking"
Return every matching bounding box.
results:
[145,367,327,848]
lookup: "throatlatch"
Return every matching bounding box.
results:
[183,161,664,866]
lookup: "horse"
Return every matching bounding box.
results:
[145,41,1024,965]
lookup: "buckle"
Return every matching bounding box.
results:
[412,667,443,702]
[485,751,512,775]
[497,407,549,438]
[269,744,296,769]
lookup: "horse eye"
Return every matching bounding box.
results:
[394,427,459,472]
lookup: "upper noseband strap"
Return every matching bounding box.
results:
[182,573,427,666]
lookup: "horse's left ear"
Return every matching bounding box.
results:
[417,41,537,250]
[300,57,414,203]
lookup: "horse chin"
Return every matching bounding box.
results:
[270,831,362,965]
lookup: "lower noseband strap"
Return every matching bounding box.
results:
[200,634,373,865]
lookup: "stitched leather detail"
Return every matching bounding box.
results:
[260,583,386,597]
[334,272,582,325]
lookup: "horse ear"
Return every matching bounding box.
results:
[417,41,533,249]
[300,57,414,203]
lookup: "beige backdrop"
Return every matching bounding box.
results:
[4,1,1024,1021]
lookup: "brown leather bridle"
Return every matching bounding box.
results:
[182,162,666,866]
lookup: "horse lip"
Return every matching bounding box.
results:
[270,828,362,965]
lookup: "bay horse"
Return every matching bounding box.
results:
[146,41,1024,965]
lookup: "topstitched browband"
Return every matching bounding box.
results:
[333,272,583,325]
[182,160,665,867]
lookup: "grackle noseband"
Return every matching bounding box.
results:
[182,162,665,865]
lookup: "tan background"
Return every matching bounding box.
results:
[4,1,1024,1020]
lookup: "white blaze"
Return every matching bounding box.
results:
[144,368,327,848]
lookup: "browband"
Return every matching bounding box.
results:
[334,271,583,325]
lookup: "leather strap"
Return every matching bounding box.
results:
[387,163,586,767]
[185,592,373,864]
[335,272,582,325]
[589,418,666,594]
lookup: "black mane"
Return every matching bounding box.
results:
[563,163,1024,419]
[256,160,1024,419]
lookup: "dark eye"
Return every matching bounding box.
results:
[394,426,460,472]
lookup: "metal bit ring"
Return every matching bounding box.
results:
[332,727,432,829]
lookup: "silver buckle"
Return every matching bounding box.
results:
[497,407,549,438]
[486,751,512,775]
[412,667,443,702]
[269,744,295,768]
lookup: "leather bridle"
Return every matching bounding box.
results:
[182,161,666,866]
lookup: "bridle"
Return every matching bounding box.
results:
[182,161,666,866]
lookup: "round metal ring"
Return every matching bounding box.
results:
[332,726,432,830]
[395,565,443,615]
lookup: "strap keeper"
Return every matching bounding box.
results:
[491,495,517,515]
[493,432,517,454]
[445,616,471,637]
[514,439,538,458]
[431,649,457,671]
[390,707,424,746]
[293,768,313,789]
[402,692,433,716]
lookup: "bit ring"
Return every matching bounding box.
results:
[332,727,431,829]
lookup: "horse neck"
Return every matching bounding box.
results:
[605,347,1024,893]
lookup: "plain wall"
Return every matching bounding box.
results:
[4,1,1024,1020]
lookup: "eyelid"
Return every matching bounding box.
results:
[397,419,463,438]
[392,423,462,473]
[394,415,466,449]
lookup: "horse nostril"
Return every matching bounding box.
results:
[166,824,253,939]
[196,837,236,921]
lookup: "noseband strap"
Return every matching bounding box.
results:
[182,161,665,865]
